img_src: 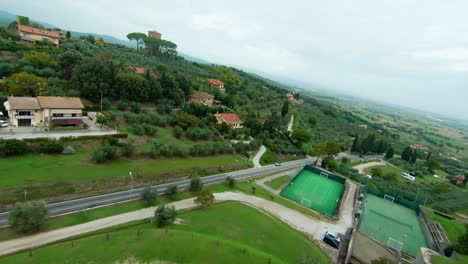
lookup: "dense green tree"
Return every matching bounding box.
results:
[401,146,412,161]
[308,115,317,126]
[410,150,418,164]
[153,205,177,228]
[281,101,289,117]
[385,147,395,159]
[165,184,178,200]
[117,72,149,101]
[8,201,47,233]
[66,31,71,38]
[4,72,45,96]
[291,129,312,144]
[57,50,82,80]
[264,112,283,134]
[70,54,119,101]
[96,114,108,127]
[426,159,441,171]
[226,176,236,187]
[23,52,56,69]
[0,139,29,156]
[0,62,14,78]
[127,32,147,50]
[350,136,361,152]
[311,141,341,165]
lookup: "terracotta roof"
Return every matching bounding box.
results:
[17,25,60,39]
[218,113,243,124]
[454,175,465,180]
[37,96,84,109]
[189,92,214,101]
[6,97,41,110]
[129,66,146,74]
[208,78,224,86]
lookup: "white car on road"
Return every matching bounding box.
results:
[0,120,8,128]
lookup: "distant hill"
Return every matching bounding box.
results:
[0,10,16,26]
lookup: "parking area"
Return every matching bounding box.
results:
[0,117,117,140]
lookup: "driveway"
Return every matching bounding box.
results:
[0,190,356,257]
[0,117,117,140]
[352,161,386,174]
[287,115,294,133]
[252,145,266,168]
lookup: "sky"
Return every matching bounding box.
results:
[2,0,468,120]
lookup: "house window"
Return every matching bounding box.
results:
[18,111,31,116]
[72,113,77,117]
[53,113,64,117]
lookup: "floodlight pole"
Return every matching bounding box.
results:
[364,175,372,194]
[129,171,134,199]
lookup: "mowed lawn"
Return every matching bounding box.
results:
[265,175,291,190]
[0,152,246,189]
[1,202,329,264]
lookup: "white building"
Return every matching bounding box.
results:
[4,96,84,127]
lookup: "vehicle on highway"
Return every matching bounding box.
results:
[274,162,281,166]
[323,231,341,249]
[0,120,8,127]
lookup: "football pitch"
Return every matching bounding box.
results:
[359,194,428,256]
[280,169,345,217]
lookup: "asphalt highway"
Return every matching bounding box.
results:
[0,157,313,227]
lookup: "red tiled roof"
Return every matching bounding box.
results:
[208,78,224,86]
[129,66,146,74]
[219,113,243,124]
[37,96,84,109]
[17,25,60,39]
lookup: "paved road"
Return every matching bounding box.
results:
[0,157,314,228]
[287,115,294,133]
[352,161,386,174]
[0,190,355,257]
[252,145,266,168]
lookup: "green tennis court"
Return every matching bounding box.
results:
[359,194,428,256]
[280,168,345,217]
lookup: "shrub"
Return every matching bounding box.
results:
[0,139,29,156]
[190,177,203,192]
[141,186,157,206]
[40,140,64,154]
[173,126,183,139]
[131,102,142,113]
[116,100,128,111]
[92,145,118,163]
[142,124,157,136]
[165,184,178,200]
[185,127,214,140]
[8,201,47,233]
[370,167,383,177]
[132,124,145,136]
[62,145,76,155]
[194,189,215,209]
[120,141,135,158]
[227,176,236,187]
[153,205,177,228]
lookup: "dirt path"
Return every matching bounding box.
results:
[352,160,386,174]
[252,145,266,168]
[287,115,294,133]
[0,190,356,257]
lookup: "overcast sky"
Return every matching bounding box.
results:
[2,0,468,120]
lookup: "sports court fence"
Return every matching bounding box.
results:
[365,188,419,213]
[303,165,346,184]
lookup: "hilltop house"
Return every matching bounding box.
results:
[287,93,303,105]
[214,113,243,129]
[208,79,225,93]
[188,92,214,106]
[129,66,147,75]
[453,175,465,185]
[148,30,162,39]
[17,24,60,47]
[410,143,428,151]
[4,96,84,127]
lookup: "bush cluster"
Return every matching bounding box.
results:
[0,139,29,156]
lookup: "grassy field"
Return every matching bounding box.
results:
[1,203,329,264]
[265,175,291,190]
[0,152,246,190]
[365,164,442,184]
[428,212,466,243]
[432,255,468,264]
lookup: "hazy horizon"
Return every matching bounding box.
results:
[2,0,468,120]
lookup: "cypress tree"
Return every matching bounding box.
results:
[401,146,412,161]
[351,136,360,153]
[410,150,418,163]
[281,101,289,117]
[385,147,394,159]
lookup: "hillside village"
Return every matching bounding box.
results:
[0,13,466,264]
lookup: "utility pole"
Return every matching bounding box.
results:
[100,90,103,113]
[24,188,27,201]
[364,175,372,194]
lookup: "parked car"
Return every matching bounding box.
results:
[0,120,8,128]
[323,231,341,249]
[274,162,281,166]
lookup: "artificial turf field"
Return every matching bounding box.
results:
[359,194,428,257]
[0,202,329,264]
[280,169,344,217]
